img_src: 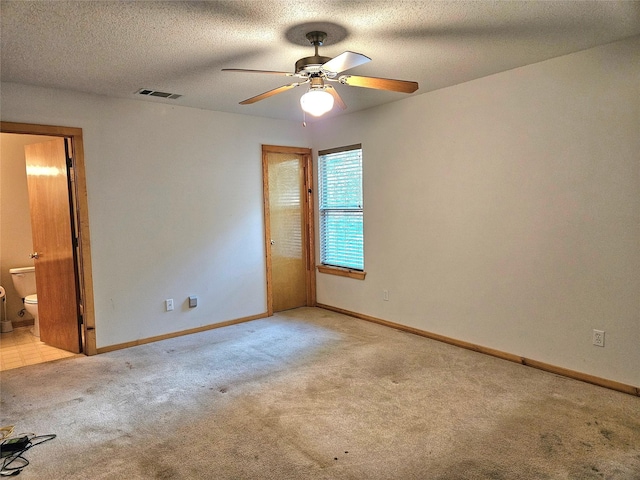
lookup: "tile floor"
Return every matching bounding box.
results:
[0,326,78,371]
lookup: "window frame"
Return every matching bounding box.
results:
[317,143,366,280]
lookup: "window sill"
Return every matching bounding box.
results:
[317,265,366,280]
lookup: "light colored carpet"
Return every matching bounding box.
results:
[1,307,639,479]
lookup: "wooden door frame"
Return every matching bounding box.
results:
[1,122,97,355]
[262,145,316,316]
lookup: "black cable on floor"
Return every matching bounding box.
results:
[1,434,56,476]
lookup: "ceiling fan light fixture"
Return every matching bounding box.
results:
[300,88,334,117]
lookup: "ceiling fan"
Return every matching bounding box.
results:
[222,31,419,117]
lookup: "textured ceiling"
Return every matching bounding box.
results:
[2,1,639,123]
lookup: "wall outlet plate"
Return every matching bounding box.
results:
[189,296,197,308]
[165,299,174,311]
[592,329,605,347]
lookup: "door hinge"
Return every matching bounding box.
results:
[64,138,73,168]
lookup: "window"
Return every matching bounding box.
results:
[318,144,364,277]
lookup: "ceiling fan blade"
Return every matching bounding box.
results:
[339,75,419,93]
[325,86,346,110]
[239,83,301,105]
[321,51,371,74]
[222,68,296,76]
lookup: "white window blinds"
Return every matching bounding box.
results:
[318,145,364,271]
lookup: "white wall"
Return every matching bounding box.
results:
[311,36,640,386]
[0,84,309,348]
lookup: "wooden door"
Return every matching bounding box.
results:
[25,138,81,353]
[263,146,315,313]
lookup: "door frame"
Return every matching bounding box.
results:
[262,145,316,316]
[1,121,97,355]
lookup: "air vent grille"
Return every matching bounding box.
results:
[137,89,182,100]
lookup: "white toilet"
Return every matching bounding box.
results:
[9,266,39,337]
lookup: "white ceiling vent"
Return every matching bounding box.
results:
[137,89,182,100]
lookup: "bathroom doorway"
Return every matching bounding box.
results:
[0,122,96,361]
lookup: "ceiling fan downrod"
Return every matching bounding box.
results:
[295,31,331,74]
[306,31,326,55]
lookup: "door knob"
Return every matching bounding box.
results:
[29,252,39,259]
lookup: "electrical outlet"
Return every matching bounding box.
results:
[189,296,197,308]
[165,298,174,312]
[592,329,605,347]
[383,290,389,301]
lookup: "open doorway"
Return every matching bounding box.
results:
[0,122,96,369]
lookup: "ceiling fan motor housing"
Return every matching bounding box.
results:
[295,55,332,74]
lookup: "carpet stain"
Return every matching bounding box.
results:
[540,432,564,455]
[568,463,606,479]
[433,460,509,480]
[147,463,177,480]
[600,428,614,440]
